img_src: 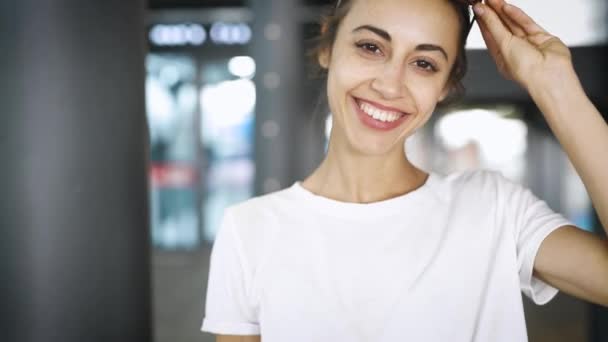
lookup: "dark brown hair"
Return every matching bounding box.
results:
[309,0,478,104]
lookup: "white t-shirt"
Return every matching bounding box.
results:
[201,170,572,341]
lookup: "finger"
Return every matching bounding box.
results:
[500,12,526,38]
[477,19,509,77]
[502,3,546,36]
[473,3,511,51]
[477,19,501,60]
[485,0,526,38]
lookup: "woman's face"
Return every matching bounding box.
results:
[322,0,461,156]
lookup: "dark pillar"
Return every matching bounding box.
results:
[0,1,151,341]
[249,0,303,194]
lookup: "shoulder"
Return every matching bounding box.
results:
[440,168,512,193]
[435,169,528,207]
[443,168,506,184]
[220,186,295,264]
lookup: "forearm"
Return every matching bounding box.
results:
[528,66,608,235]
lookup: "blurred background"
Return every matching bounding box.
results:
[1,0,607,341]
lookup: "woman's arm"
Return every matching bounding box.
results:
[474,0,608,306]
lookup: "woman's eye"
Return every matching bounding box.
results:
[415,59,438,72]
[356,42,382,56]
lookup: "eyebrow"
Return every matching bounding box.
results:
[352,25,449,61]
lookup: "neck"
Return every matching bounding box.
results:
[302,138,428,203]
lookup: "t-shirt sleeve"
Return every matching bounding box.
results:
[201,208,261,335]
[496,172,574,305]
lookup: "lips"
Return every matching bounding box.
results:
[355,98,407,116]
[352,96,411,131]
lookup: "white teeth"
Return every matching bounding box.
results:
[373,109,382,120]
[359,101,403,122]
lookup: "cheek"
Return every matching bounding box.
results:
[407,78,445,111]
[325,71,347,123]
[330,52,368,84]
[402,80,443,132]
[327,57,368,103]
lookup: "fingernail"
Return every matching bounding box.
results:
[473,4,485,16]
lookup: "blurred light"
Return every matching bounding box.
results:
[149,24,206,46]
[210,22,252,45]
[228,56,256,78]
[264,23,282,41]
[200,79,256,128]
[263,72,281,89]
[435,109,527,165]
[261,120,280,138]
[186,25,206,45]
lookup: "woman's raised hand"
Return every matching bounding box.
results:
[473,0,573,92]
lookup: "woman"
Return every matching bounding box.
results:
[202,0,608,341]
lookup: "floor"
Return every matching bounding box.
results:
[153,247,214,342]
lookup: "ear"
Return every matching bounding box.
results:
[318,46,331,70]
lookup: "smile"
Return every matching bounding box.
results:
[358,101,405,122]
[353,97,411,131]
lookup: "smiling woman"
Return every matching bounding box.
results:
[201,0,608,341]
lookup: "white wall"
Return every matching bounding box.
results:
[467,0,607,48]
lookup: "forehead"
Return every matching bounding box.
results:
[341,0,461,57]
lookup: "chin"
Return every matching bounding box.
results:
[346,130,406,157]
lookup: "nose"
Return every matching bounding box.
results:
[370,62,408,100]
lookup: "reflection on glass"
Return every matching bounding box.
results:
[146,54,200,249]
[146,52,256,247]
[200,62,256,242]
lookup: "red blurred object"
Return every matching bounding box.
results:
[150,163,199,188]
